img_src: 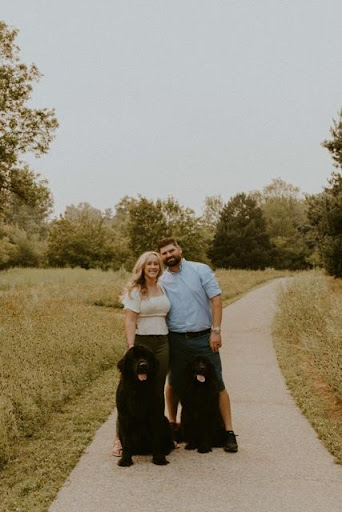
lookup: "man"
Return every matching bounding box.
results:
[158,238,238,453]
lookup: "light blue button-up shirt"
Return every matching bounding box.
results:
[160,259,222,333]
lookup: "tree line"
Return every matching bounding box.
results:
[1,21,341,277]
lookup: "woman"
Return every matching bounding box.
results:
[112,251,170,457]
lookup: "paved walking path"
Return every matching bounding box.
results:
[49,279,341,512]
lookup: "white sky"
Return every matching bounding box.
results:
[2,0,342,217]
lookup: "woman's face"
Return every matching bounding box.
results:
[144,255,160,280]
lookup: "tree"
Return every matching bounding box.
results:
[161,197,209,262]
[2,165,53,235]
[47,203,119,270]
[0,21,58,213]
[0,224,45,268]
[307,173,342,277]
[126,196,209,262]
[127,197,167,257]
[0,165,53,268]
[0,222,15,268]
[252,178,311,269]
[307,111,342,277]
[112,195,139,239]
[199,195,224,249]
[200,195,224,231]
[322,109,342,169]
[209,193,273,269]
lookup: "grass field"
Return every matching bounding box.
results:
[1,266,340,511]
[273,271,342,464]
[0,268,130,468]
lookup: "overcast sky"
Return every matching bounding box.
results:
[2,0,342,217]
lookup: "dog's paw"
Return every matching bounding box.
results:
[118,456,133,467]
[185,442,196,450]
[152,455,169,465]
[198,446,212,454]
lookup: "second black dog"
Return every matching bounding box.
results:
[116,345,174,466]
[181,355,225,453]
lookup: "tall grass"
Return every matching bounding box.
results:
[0,268,128,467]
[273,271,342,463]
[0,267,129,307]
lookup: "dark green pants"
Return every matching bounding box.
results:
[134,334,169,398]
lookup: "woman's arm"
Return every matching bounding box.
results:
[125,310,138,348]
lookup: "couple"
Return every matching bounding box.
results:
[112,238,238,456]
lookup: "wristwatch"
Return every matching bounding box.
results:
[211,326,221,334]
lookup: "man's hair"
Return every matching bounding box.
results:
[157,237,180,251]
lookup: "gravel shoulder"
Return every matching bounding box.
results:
[49,279,342,512]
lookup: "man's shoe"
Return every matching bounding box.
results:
[224,431,238,452]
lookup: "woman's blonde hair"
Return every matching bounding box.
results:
[123,251,164,299]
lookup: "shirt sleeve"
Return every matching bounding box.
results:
[122,288,141,313]
[196,263,222,299]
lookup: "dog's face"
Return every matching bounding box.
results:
[187,356,216,384]
[118,345,157,382]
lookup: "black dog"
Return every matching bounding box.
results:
[181,355,225,453]
[116,345,174,466]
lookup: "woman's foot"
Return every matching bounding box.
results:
[111,437,122,457]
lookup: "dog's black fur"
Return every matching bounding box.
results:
[116,345,174,466]
[181,355,225,453]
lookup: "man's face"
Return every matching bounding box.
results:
[159,243,182,268]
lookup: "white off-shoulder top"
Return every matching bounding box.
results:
[122,286,170,335]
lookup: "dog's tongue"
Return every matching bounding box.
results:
[196,375,205,383]
[138,374,147,381]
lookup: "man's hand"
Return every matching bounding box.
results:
[210,331,222,352]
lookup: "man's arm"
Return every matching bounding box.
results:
[210,294,222,352]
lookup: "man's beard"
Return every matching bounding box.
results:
[164,255,182,267]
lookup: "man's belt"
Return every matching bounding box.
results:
[170,328,211,339]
